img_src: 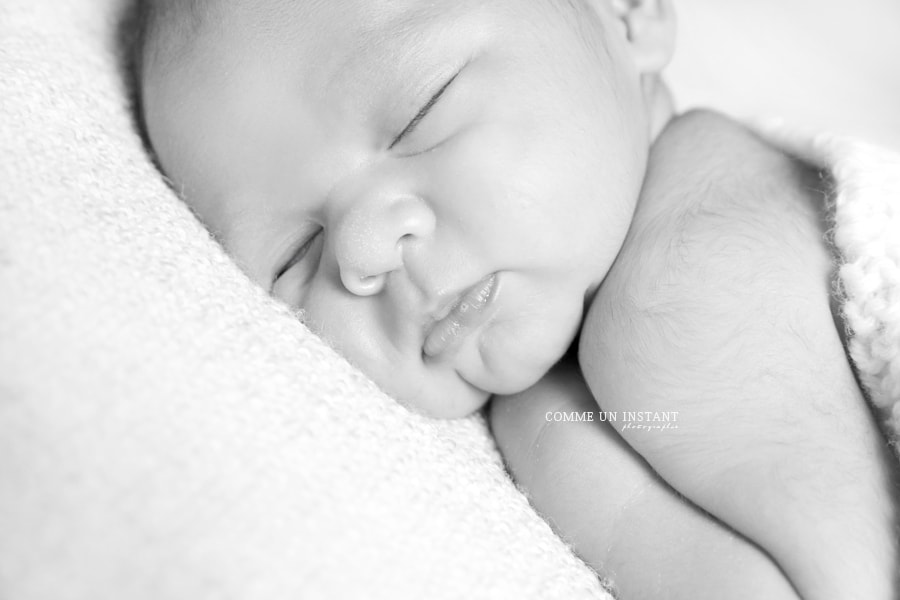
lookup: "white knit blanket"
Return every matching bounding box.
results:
[2,0,898,599]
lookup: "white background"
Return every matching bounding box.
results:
[667,0,900,151]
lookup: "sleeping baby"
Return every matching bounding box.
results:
[132,0,899,597]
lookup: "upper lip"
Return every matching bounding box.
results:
[422,273,495,337]
[429,287,469,323]
[399,262,467,321]
[421,285,468,336]
[391,258,488,341]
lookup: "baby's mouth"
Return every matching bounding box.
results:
[423,273,499,359]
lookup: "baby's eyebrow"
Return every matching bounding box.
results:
[388,70,461,149]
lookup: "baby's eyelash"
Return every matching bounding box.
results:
[276,229,323,280]
[389,71,461,150]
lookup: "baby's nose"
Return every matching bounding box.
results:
[332,195,435,296]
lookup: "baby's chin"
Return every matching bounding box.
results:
[381,351,553,420]
[404,381,493,420]
[395,319,577,419]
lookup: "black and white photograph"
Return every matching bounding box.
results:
[2,0,900,598]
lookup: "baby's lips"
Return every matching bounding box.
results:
[424,273,498,358]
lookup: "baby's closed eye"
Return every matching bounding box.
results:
[271,227,324,299]
[388,67,468,156]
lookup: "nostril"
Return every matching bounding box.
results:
[393,197,436,241]
[340,269,387,296]
[357,274,383,292]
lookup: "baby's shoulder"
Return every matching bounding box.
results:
[644,109,825,233]
[581,109,835,374]
[624,109,830,295]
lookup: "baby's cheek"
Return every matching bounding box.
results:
[301,294,385,369]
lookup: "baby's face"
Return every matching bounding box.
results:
[143,0,652,417]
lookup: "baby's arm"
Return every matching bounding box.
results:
[490,362,800,599]
[579,111,899,600]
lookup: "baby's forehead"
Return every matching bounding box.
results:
[172,0,499,96]
[214,0,466,39]
[199,0,536,58]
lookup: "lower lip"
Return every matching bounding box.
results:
[424,273,499,359]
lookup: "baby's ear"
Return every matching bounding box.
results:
[607,0,676,73]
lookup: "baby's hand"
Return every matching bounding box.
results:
[579,111,900,600]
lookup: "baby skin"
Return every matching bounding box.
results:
[135,0,899,597]
[492,110,900,599]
